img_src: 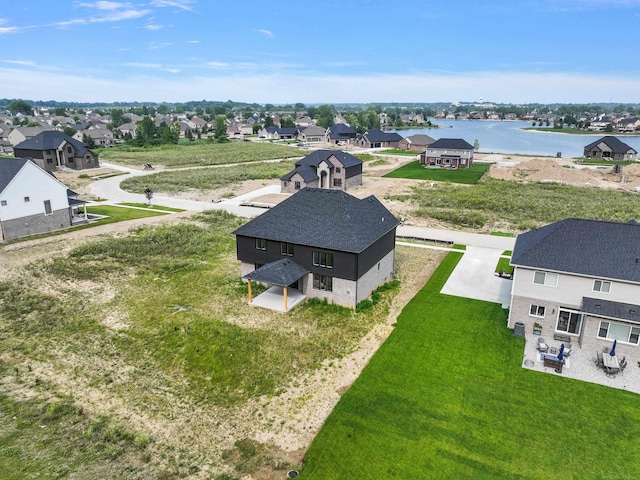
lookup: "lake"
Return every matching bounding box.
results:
[387,120,640,158]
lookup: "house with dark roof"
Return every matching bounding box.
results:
[326,124,357,145]
[0,158,87,241]
[420,138,474,168]
[13,131,100,170]
[297,125,326,144]
[280,150,363,194]
[508,218,640,359]
[233,188,399,310]
[398,134,435,152]
[583,136,637,161]
[354,129,402,149]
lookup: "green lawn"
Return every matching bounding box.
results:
[384,161,491,184]
[300,252,640,479]
[96,141,305,168]
[576,158,634,166]
[522,127,596,135]
[118,203,185,212]
[378,149,419,156]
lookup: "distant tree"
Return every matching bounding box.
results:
[157,104,169,114]
[26,121,40,127]
[473,139,480,151]
[53,107,67,116]
[133,116,158,146]
[7,99,33,115]
[395,116,404,127]
[264,116,274,128]
[63,126,77,137]
[264,103,275,112]
[605,123,614,132]
[281,117,295,128]
[532,121,536,127]
[110,108,127,128]
[214,115,229,142]
[612,104,627,114]
[82,133,96,149]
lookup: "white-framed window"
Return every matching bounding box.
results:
[313,274,333,291]
[313,251,333,268]
[598,321,640,345]
[593,279,611,293]
[556,308,582,335]
[24,196,30,202]
[255,238,266,250]
[529,305,546,317]
[533,271,558,287]
[280,242,294,256]
[44,200,52,215]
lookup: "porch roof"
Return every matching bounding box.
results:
[243,258,307,287]
[582,297,640,324]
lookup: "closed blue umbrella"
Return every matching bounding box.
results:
[610,339,617,357]
[557,343,565,362]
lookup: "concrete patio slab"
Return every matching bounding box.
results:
[249,286,306,313]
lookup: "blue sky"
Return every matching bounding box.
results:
[2,0,640,104]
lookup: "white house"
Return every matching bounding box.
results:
[0,158,84,241]
[508,218,640,361]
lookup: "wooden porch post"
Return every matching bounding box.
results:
[247,280,253,303]
[283,286,288,311]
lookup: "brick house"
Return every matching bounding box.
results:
[280,150,362,193]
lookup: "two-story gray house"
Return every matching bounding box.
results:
[233,188,399,310]
[14,131,100,171]
[420,138,474,168]
[508,218,640,359]
[280,150,363,193]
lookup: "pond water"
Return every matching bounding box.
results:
[387,120,640,158]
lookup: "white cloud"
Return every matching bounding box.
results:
[150,0,195,12]
[187,40,200,43]
[258,29,275,38]
[2,59,36,66]
[206,61,229,68]
[145,23,163,30]
[123,62,163,68]
[148,42,172,49]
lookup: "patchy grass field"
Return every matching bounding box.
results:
[96,142,305,168]
[388,177,640,231]
[384,161,491,184]
[0,211,441,479]
[120,161,293,194]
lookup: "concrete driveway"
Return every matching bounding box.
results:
[440,246,513,307]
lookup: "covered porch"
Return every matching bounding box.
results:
[243,258,308,313]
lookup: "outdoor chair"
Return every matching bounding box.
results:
[606,367,620,378]
[562,343,572,357]
[536,337,549,353]
[620,357,628,374]
[603,346,609,354]
[596,352,604,368]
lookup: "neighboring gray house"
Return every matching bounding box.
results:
[354,129,402,149]
[420,138,474,168]
[326,124,357,145]
[508,218,640,361]
[280,150,363,193]
[583,136,637,161]
[297,125,327,143]
[14,131,100,170]
[233,188,399,310]
[398,134,435,152]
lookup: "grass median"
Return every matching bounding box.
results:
[384,161,491,184]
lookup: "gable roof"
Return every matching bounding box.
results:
[404,134,435,146]
[243,258,308,286]
[0,157,31,193]
[281,164,318,182]
[511,218,640,283]
[233,188,399,253]
[363,128,402,143]
[583,136,636,154]
[300,125,326,136]
[295,149,362,169]
[327,124,356,139]
[428,138,474,150]
[14,131,95,156]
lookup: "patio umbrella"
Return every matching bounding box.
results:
[610,339,617,357]
[557,343,565,362]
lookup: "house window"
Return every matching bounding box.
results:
[593,279,611,293]
[556,308,582,335]
[294,181,301,190]
[255,238,266,250]
[533,271,558,287]
[67,146,72,153]
[333,178,342,187]
[24,196,30,202]
[313,274,333,292]
[1,200,6,206]
[598,321,640,345]
[335,167,341,173]
[529,305,546,317]
[283,181,288,187]
[47,159,53,164]
[44,200,52,215]
[313,251,333,268]
[281,242,294,256]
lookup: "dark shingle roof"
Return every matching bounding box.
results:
[281,164,318,182]
[0,157,31,193]
[295,150,362,169]
[14,131,94,156]
[233,188,399,253]
[404,134,435,146]
[243,258,308,286]
[428,138,474,150]
[364,128,402,143]
[583,136,636,154]
[582,297,640,324]
[327,124,356,139]
[511,218,640,283]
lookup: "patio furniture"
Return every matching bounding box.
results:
[606,367,620,377]
[536,337,549,353]
[620,357,628,374]
[596,352,604,368]
[603,354,619,377]
[561,343,572,357]
[543,354,564,371]
[554,333,571,343]
[603,346,609,354]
